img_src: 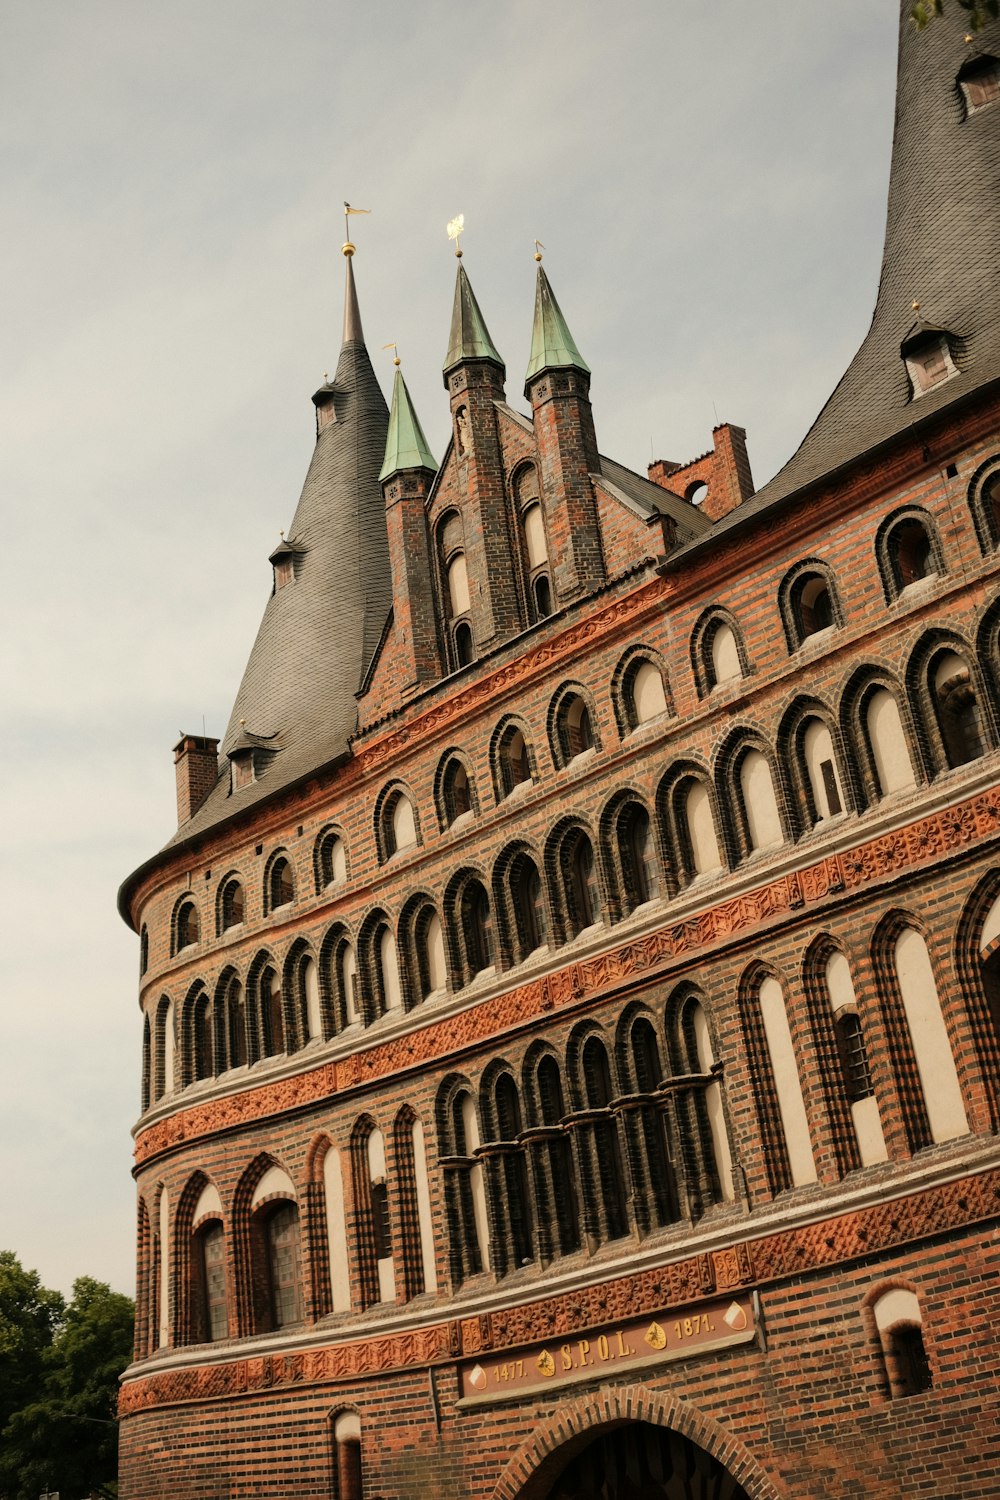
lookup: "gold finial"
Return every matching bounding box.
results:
[240,717,246,728]
[912,299,921,311]
[343,201,371,256]
[382,341,401,367]
[447,213,465,258]
[534,238,545,262]
[965,33,974,43]
[279,529,285,538]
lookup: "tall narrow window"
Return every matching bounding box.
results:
[932,651,985,768]
[802,719,845,823]
[267,855,294,912]
[332,1412,363,1500]
[565,833,600,935]
[174,900,200,952]
[872,1289,932,1398]
[496,725,533,798]
[219,877,244,932]
[740,751,783,852]
[264,1203,301,1328]
[825,950,887,1166]
[579,1036,629,1242]
[225,978,247,1069]
[683,779,724,878]
[197,1223,228,1342]
[757,976,817,1187]
[892,928,968,1143]
[518,468,552,622]
[865,688,917,797]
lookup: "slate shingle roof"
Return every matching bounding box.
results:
[159,260,392,849]
[674,10,1000,556]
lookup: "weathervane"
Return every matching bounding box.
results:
[382,341,401,367]
[534,238,545,263]
[447,213,465,258]
[343,201,371,257]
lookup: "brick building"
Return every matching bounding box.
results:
[117,10,1000,1498]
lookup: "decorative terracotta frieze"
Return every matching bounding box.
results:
[118,1164,1000,1417]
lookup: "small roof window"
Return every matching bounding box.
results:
[901,324,960,399]
[958,53,1000,114]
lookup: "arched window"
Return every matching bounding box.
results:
[261,1202,302,1329]
[780,562,842,651]
[493,721,534,799]
[753,973,817,1190]
[524,1052,579,1260]
[608,800,660,916]
[173,898,200,954]
[399,899,447,1006]
[446,551,470,618]
[665,993,735,1219]
[340,941,360,1027]
[932,649,986,768]
[552,826,602,939]
[438,509,475,669]
[668,771,725,883]
[690,609,748,696]
[393,1110,437,1301]
[321,1145,351,1315]
[736,748,784,855]
[377,925,403,1015]
[481,1071,534,1275]
[141,1013,151,1113]
[139,924,149,976]
[190,988,213,1083]
[614,650,671,733]
[494,847,548,966]
[194,1221,227,1343]
[223,974,247,1069]
[379,786,419,861]
[437,1082,490,1284]
[617,1013,679,1233]
[331,1411,363,1500]
[859,683,917,800]
[217,876,244,934]
[551,688,599,767]
[458,880,493,981]
[515,467,553,622]
[351,1124,395,1307]
[438,753,474,829]
[816,947,888,1169]
[787,711,848,828]
[574,1033,629,1243]
[252,962,284,1058]
[878,925,969,1147]
[285,947,321,1044]
[265,853,295,913]
[315,828,347,891]
[871,1289,933,1398]
[154,996,174,1099]
[968,455,1000,553]
[877,511,941,601]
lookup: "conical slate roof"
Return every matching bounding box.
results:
[166,255,392,842]
[443,261,504,378]
[693,7,1000,541]
[380,367,437,481]
[524,263,591,392]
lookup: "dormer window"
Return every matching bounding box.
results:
[231,750,254,791]
[902,329,959,398]
[269,537,302,592]
[959,54,1000,114]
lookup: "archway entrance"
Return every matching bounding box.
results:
[539,1421,750,1500]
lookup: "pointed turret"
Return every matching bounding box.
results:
[380,363,441,687]
[162,249,392,837]
[380,366,437,482]
[524,258,605,601]
[736,6,1000,519]
[440,257,521,645]
[443,262,504,380]
[524,264,591,392]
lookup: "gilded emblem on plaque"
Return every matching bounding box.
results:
[468,1364,488,1391]
[536,1349,555,1377]
[645,1321,667,1350]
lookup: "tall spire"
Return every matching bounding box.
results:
[380,365,437,481]
[171,244,392,840]
[524,262,590,394]
[443,262,504,382]
[342,249,364,345]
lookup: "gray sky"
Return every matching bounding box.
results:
[1,0,902,1296]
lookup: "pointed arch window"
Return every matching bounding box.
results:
[438,1084,490,1284]
[755,974,817,1190]
[525,1053,579,1260]
[482,1072,534,1275]
[821,948,887,1168]
[576,1034,629,1243]
[195,1221,228,1343]
[262,1202,302,1329]
[515,466,552,622]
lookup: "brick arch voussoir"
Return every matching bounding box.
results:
[490,1384,785,1500]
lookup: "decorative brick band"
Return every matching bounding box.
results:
[118,1163,1000,1418]
[134,786,1000,1167]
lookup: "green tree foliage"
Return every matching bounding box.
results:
[0,1257,133,1500]
[911,0,1000,28]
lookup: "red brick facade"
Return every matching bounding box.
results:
[118,19,1000,1493]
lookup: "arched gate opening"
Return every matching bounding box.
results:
[531,1420,750,1500]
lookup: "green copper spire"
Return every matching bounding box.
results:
[379,365,437,482]
[524,262,591,394]
[443,261,504,380]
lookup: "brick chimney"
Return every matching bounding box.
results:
[173,734,220,825]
